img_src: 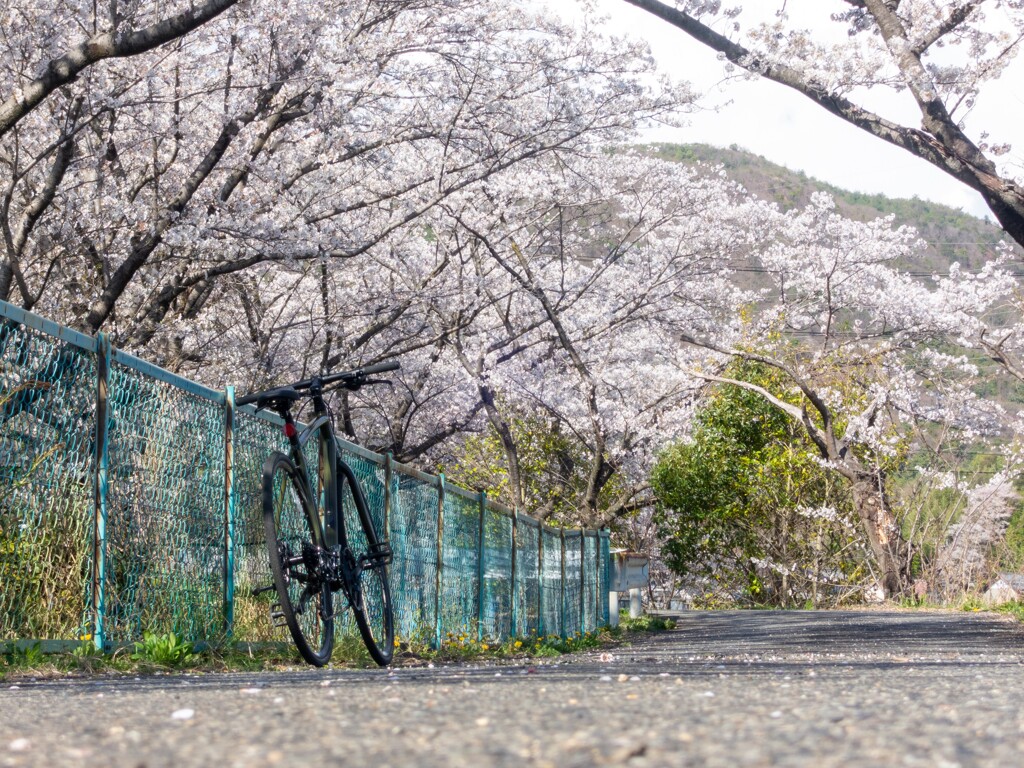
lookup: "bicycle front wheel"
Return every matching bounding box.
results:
[263,453,334,666]
[338,459,394,666]
[354,552,394,665]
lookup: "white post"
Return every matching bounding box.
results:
[609,591,620,627]
[629,588,642,619]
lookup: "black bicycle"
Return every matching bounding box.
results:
[237,362,399,667]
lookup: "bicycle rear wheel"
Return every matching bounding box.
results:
[338,459,394,666]
[263,453,334,666]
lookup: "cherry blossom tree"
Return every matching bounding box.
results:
[399,151,762,526]
[5,0,1018,592]
[1,0,686,349]
[678,193,1007,596]
[621,0,1024,248]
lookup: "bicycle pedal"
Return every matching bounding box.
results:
[251,584,275,596]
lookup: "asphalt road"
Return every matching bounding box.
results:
[4,609,1024,767]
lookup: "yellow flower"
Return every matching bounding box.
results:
[514,640,523,649]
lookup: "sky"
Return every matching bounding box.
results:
[549,0,1024,221]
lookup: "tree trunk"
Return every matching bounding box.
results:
[850,475,913,599]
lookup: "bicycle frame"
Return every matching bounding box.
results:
[279,384,349,554]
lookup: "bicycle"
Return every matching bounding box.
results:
[236,361,399,667]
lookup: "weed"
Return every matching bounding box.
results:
[131,632,196,667]
[197,643,303,672]
[6,642,45,666]
[991,601,1024,623]
[960,596,986,613]
[618,612,677,632]
[330,633,376,667]
[2,642,58,680]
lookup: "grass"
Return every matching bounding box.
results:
[0,639,310,680]
[0,614,677,681]
[916,596,1024,622]
[955,596,1022,618]
[618,613,677,632]
[985,600,1024,622]
[417,629,608,664]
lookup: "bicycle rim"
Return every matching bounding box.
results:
[337,458,395,665]
[353,558,394,666]
[264,454,334,666]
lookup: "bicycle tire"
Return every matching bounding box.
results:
[338,459,395,666]
[263,452,334,666]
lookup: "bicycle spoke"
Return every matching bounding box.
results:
[263,454,334,666]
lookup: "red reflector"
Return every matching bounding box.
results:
[284,423,297,438]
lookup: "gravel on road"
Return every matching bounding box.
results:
[3,609,1024,767]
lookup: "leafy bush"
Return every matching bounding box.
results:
[651,361,866,607]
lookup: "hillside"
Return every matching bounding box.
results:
[645,143,1024,411]
[648,143,1021,273]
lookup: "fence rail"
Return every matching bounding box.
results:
[0,299,611,649]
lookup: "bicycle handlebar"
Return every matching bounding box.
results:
[235,360,401,407]
[293,360,401,391]
[355,360,402,377]
[234,390,266,407]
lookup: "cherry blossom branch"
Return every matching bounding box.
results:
[0,0,242,138]
[621,0,1024,249]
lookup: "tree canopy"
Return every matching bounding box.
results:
[2,0,1021,592]
[622,0,1024,249]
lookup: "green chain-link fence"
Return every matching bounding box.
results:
[0,300,611,649]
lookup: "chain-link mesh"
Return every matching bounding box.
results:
[230,409,285,642]
[481,507,512,640]
[514,518,540,637]
[563,531,582,637]
[336,446,386,641]
[439,488,480,640]
[388,473,439,643]
[103,358,225,644]
[540,527,563,636]
[0,319,95,641]
[599,532,611,626]
[583,532,599,630]
[0,300,611,648]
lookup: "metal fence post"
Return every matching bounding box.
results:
[510,507,518,637]
[434,474,445,648]
[580,530,586,633]
[560,528,567,638]
[92,332,111,652]
[383,453,392,539]
[598,532,606,626]
[598,530,605,626]
[477,491,486,642]
[223,386,236,638]
[537,526,545,637]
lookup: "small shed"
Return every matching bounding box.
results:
[982,573,1024,605]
